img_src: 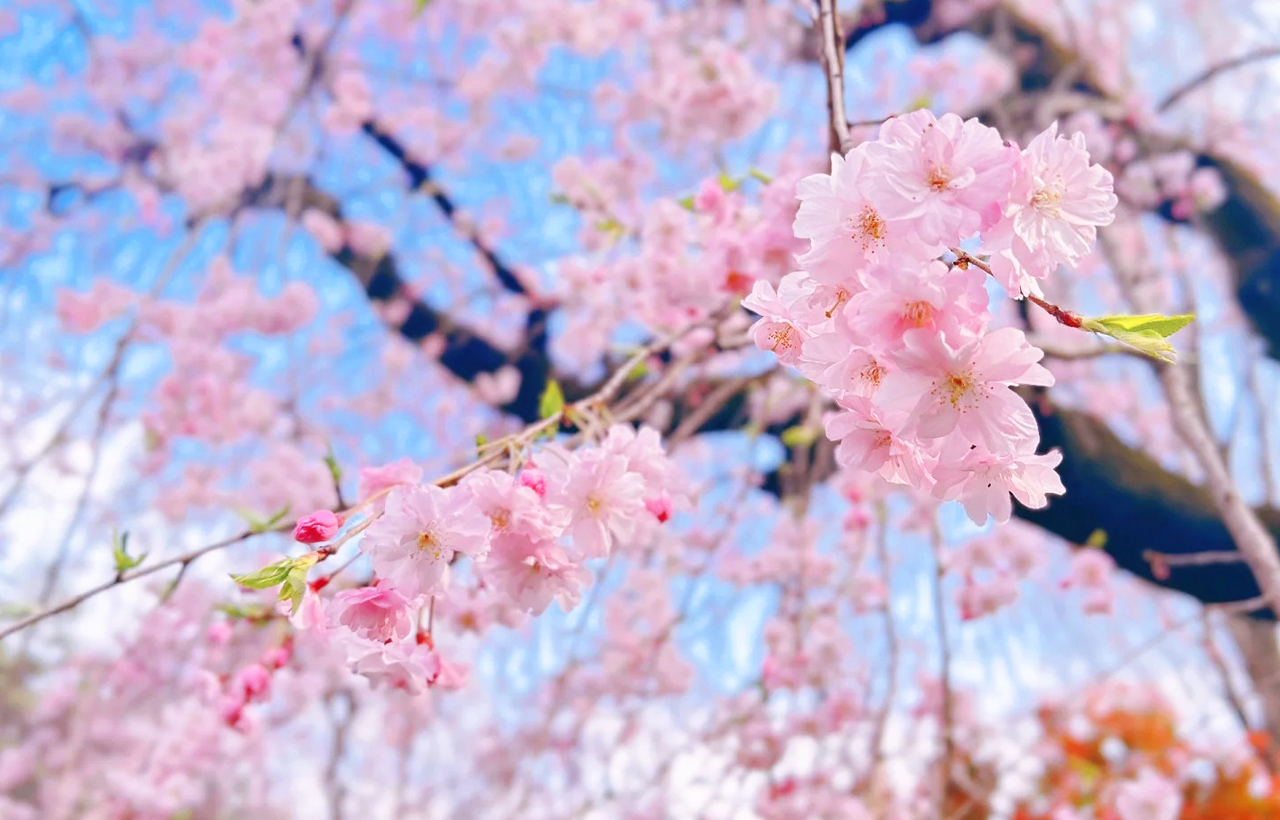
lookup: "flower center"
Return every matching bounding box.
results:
[846,206,886,247]
[927,166,951,192]
[767,323,802,355]
[1031,180,1065,218]
[860,361,885,388]
[825,287,851,318]
[903,300,935,327]
[416,529,444,559]
[944,372,974,407]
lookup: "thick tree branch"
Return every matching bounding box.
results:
[359,120,533,298]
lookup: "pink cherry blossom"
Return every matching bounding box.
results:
[793,146,936,286]
[548,450,645,559]
[876,327,1053,453]
[359,484,492,598]
[842,260,988,350]
[358,457,424,505]
[867,110,1016,244]
[328,584,415,643]
[485,535,592,615]
[931,442,1065,524]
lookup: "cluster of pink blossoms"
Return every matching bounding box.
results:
[746,111,1118,524]
[292,425,682,694]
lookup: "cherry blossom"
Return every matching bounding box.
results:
[359,484,492,599]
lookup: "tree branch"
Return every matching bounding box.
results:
[1157,46,1280,113]
[817,0,853,154]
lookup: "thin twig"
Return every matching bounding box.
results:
[0,320,711,641]
[1143,548,1244,568]
[1158,46,1280,113]
[0,530,262,642]
[930,518,955,817]
[817,0,852,154]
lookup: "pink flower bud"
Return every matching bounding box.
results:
[294,509,340,543]
[233,664,271,701]
[518,467,547,498]
[262,646,290,670]
[644,491,672,523]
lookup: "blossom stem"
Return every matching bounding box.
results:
[949,247,1084,327]
[817,0,852,154]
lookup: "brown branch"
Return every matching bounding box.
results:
[1157,46,1280,113]
[1104,228,1280,616]
[930,520,956,814]
[817,0,853,154]
[0,321,710,642]
[0,529,261,642]
[359,120,532,297]
[1143,548,1244,568]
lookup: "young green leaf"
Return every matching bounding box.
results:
[230,558,295,590]
[246,505,292,534]
[323,448,342,487]
[111,529,147,574]
[780,425,818,448]
[539,379,565,420]
[1086,313,1194,338]
[278,565,310,614]
[1081,313,1195,363]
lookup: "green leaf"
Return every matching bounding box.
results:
[677,195,696,211]
[230,558,295,590]
[594,217,625,237]
[780,425,818,448]
[1081,313,1194,363]
[717,171,741,192]
[323,448,342,488]
[1084,528,1108,549]
[539,379,565,420]
[278,566,310,614]
[235,504,291,534]
[111,529,147,574]
[748,168,773,185]
[412,0,433,15]
[254,505,292,534]
[627,359,649,381]
[1086,313,1195,338]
